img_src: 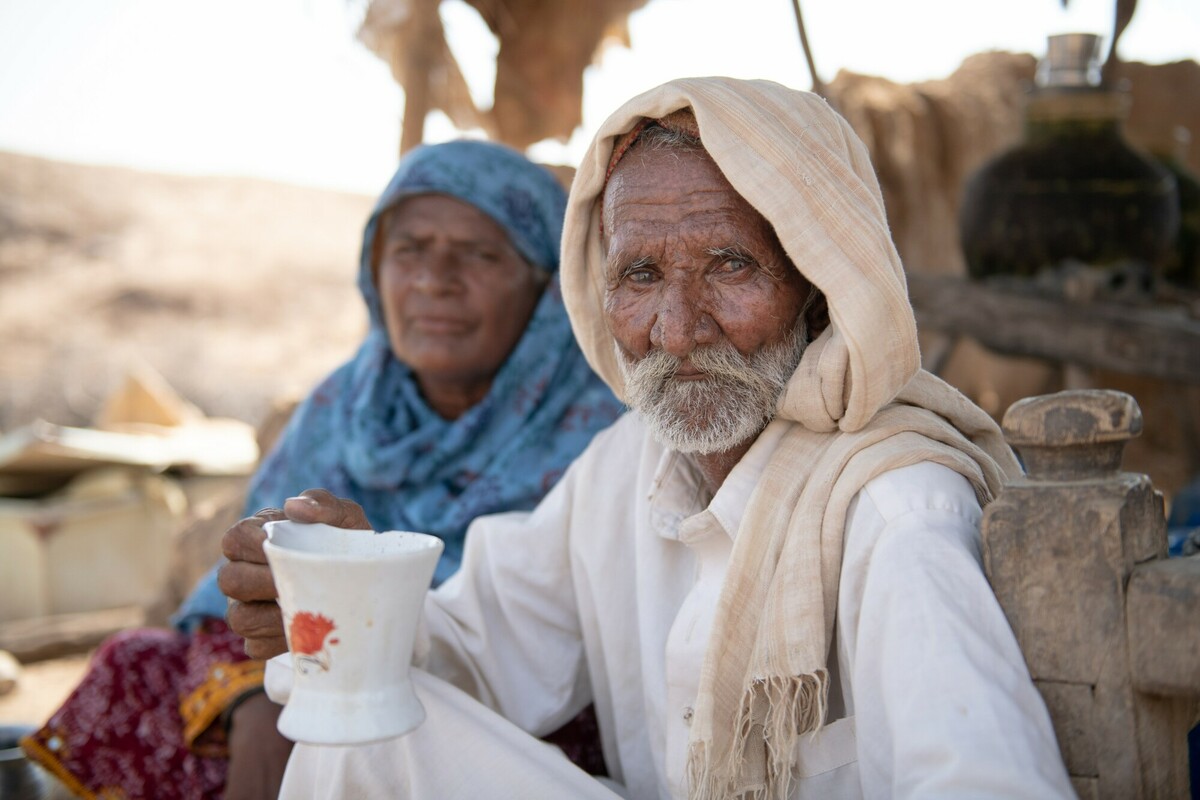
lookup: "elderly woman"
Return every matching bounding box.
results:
[22,140,621,799]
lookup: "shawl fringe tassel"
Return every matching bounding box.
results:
[687,670,829,800]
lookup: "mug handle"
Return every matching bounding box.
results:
[264,653,295,705]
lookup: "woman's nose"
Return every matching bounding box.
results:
[410,248,460,293]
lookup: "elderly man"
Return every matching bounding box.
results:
[221,78,1074,799]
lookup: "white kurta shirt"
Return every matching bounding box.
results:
[414,412,1072,799]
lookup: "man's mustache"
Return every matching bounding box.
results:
[625,341,781,395]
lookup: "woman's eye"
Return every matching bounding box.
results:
[467,248,500,264]
[388,241,419,258]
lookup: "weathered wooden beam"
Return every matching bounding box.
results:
[906,274,1200,384]
[1127,557,1200,698]
[0,606,146,662]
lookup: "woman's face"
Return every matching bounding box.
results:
[375,194,546,417]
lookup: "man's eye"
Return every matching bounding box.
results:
[625,267,656,284]
[720,257,752,273]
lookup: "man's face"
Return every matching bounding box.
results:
[602,144,814,453]
[375,194,544,404]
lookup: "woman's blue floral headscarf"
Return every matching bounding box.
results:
[177,140,622,627]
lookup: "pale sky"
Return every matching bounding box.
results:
[1,0,1197,194]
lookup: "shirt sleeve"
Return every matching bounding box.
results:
[837,461,1075,799]
[415,461,590,739]
[171,561,230,633]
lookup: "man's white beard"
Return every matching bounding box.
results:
[615,321,809,455]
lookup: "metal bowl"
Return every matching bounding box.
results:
[0,725,50,800]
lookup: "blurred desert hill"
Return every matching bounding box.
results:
[0,150,375,433]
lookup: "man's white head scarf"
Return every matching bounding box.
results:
[561,77,1021,800]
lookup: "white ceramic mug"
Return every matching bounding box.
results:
[262,520,443,746]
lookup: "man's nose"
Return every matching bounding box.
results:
[649,284,717,358]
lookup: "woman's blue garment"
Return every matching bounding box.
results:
[1167,475,1200,556]
[175,140,622,630]
[1165,476,1200,799]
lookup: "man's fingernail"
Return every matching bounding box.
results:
[285,496,319,508]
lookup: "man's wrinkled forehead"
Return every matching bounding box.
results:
[600,143,711,254]
[599,109,705,240]
[605,166,726,257]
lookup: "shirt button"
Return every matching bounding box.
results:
[682,706,694,725]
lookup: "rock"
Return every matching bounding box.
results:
[0,649,20,696]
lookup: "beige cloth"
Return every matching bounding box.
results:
[560,77,1022,800]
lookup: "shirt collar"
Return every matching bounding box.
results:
[646,418,792,542]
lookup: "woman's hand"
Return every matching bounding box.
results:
[224,692,294,800]
[219,489,373,659]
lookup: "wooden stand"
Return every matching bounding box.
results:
[982,389,1200,798]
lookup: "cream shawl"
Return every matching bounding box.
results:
[560,77,1021,800]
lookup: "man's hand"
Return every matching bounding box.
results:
[224,692,294,800]
[219,489,373,660]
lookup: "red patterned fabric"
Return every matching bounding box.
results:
[22,621,248,800]
[543,704,607,777]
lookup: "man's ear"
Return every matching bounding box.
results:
[805,289,829,337]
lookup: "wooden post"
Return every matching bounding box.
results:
[982,389,1200,799]
[397,0,440,156]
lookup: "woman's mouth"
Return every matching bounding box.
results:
[409,316,472,334]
